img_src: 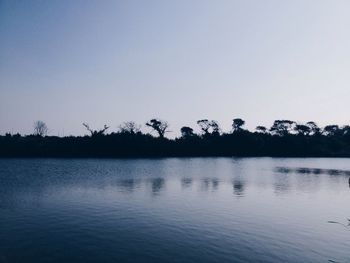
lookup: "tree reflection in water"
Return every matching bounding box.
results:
[151,178,165,195]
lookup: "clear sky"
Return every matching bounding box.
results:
[1,0,350,137]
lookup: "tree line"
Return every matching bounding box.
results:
[1,118,350,157]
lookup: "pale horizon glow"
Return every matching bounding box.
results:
[1,0,350,137]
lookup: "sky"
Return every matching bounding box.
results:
[1,0,350,137]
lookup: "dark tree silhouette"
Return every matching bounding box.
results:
[294,124,311,136]
[83,123,109,137]
[306,121,321,135]
[323,125,340,136]
[33,121,48,137]
[232,118,245,132]
[119,122,141,134]
[146,119,169,138]
[197,119,211,135]
[270,120,295,136]
[210,120,220,136]
[180,126,195,138]
[256,126,267,133]
[2,118,350,158]
[197,119,220,136]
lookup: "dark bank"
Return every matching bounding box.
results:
[1,119,350,158]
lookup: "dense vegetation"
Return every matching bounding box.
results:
[1,119,350,158]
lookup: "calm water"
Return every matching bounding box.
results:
[0,158,349,263]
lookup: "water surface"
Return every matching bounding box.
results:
[0,158,349,263]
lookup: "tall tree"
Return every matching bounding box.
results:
[232,118,245,132]
[146,119,169,138]
[197,119,220,136]
[270,120,295,136]
[197,119,211,135]
[306,121,320,135]
[180,126,195,138]
[210,120,220,136]
[294,124,311,136]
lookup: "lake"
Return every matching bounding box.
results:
[0,158,349,263]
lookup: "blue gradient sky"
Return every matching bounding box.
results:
[1,0,350,137]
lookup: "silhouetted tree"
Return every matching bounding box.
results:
[34,121,48,137]
[119,121,141,134]
[197,119,211,135]
[197,119,220,136]
[256,126,267,133]
[83,123,109,137]
[306,121,321,135]
[180,126,195,138]
[146,119,169,138]
[270,120,295,136]
[323,125,340,136]
[2,117,350,158]
[210,120,220,136]
[232,118,245,132]
[294,124,311,136]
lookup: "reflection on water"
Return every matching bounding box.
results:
[115,178,141,193]
[200,177,220,192]
[0,158,349,263]
[151,177,165,195]
[232,179,245,197]
[328,219,350,230]
[275,166,350,191]
[275,166,350,176]
[181,178,193,189]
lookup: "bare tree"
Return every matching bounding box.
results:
[33,121,48,137]
[83,123,109,137]
[146,119,169,138]
[119,121,141,134]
